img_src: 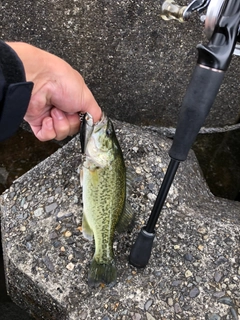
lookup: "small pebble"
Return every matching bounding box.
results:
[25,233,34,242]
[184,253,193,261]
[144,299,153,311]
[57,211,73,221]
[178,233,184,239]
[172,280,182,287]
[195,276,202,283]
[49,231,58,240]
[189,287,200,298]
[23,203,29,209]
[215,256,228,265]
[207,314,221,320]
[74,251,84,260]
[153,270,161,277]
[132,313,141,320]
[147,193,156,201]
[66,262,74,271]
[230,307,238,320]
[217,296,234,306]
[25,242,32,251]
[52,240,61,248]
[64,231,72,238]
[229,283,236,290]
[174,302,182,313]
[197,227,207,234]
[213,291,225,298]
[66,239,74,245]
[34,207,44,217]
[68,254,73,261]
[17,212,28,220]
[55,224,61,231]
[45,202,58,213]
[185,270,193,278]
[42,255,55,272]
[167,297,173,306]
[135,167,141,174]
[214,271,223,283]
[146,312,155,320]
[19,225,26,232]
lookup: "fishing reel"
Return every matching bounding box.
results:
[161,0,240,55]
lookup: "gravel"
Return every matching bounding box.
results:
[0,120,240,320]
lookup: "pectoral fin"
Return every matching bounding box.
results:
[80,167,83,187]
[82,212,94,241]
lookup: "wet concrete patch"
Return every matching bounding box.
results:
[0,128,60,194]
[193,128,240,201]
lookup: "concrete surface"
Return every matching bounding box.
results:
[0,0,240,127]
[0,121,240,320]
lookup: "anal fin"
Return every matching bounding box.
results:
[116,201,134,233]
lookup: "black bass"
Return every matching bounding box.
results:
[80,113,132,287]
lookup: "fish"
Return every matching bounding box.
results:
[79,112,133,287]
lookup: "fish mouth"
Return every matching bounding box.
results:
[80,113,93,154]
[79,112,106,154]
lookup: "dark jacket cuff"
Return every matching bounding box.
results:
[0,41,33,141]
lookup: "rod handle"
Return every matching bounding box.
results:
[129,227,155,268]
[169,65,224,161]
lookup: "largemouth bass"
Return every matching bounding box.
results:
[80,113,132,287]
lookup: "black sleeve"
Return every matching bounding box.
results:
[0,41,33,141]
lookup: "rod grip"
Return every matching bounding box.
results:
[169,65,224,161]
[129,227,155,268]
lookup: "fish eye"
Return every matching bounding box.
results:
[106,128,113,137]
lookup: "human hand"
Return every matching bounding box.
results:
[7,42,102,141]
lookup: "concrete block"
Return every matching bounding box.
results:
[1,121,240,319]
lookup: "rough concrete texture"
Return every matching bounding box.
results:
[0,121,240,320]
[1,0,240,127]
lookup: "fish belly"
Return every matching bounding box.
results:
[82,158,125,286]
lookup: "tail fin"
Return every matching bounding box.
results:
[88,258,117,288]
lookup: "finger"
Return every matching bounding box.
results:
[30,117,57,141]
[45,71,102,123]
[51,108,71,140]
[65,113,81,136]
[79,84,102,123]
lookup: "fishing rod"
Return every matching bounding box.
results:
[129,0,240,268]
